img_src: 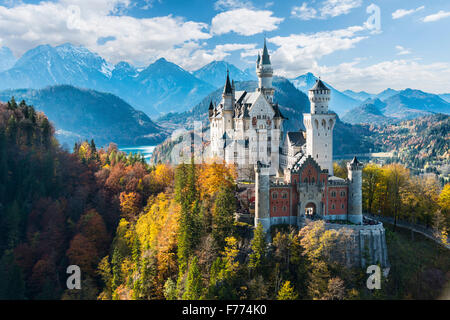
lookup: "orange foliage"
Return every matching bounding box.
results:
[119,192,141,221]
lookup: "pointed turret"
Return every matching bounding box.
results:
[222,69,233,111]
[262,38,271,65]
[256,39,274,101]
[223,69,232,95]
[208,100,214,117]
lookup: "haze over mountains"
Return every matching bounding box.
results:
[0,43,448,148]
[0,85,167,147]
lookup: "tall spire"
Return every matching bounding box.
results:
[223,69,232,94]
[262,38,271,65]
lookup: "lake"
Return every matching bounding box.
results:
[119,145,156,162]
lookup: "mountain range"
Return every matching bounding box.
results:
[0,43,448,148]
[342,89,450,124]
[192,60,256,88]
[0,44,215,118]
[0,85,167,147]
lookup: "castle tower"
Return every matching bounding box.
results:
[255,161,271,233]
[222,70,234,130]
[256,39,274,103]
[347,156,363,224]
[303,79,336,175]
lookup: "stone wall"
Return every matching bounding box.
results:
[324,220,389,268]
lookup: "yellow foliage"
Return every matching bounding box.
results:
[151,164,174,189]
[135,192,180,281]
[197,162,237,200]
[438,184,450,212]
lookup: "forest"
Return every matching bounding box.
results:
[0,99,449,300]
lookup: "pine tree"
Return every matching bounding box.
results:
[249,222,267,273]
[182,256,202,300]
[212,186,236,250]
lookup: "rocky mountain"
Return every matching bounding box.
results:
[130,58,215,116]
[0,44,215,118]
[0,85,168,147]
[0,43,113,91]
[0,47,16,72]
[290,72,360,116]
[192,60,255,88]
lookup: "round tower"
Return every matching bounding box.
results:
[303,79,336,175]
[308,78,330,114]
[347,156,363,224]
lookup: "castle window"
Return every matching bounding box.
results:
[340,191,346,197]
[282,193,287,199]
[331,191,336,197]
[273,206,277,212]
[272,192,278,199]
[341,204,345,209]
[257,115,261,119]
[332,204,335,209]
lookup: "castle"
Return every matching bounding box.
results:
[209,40,364,233]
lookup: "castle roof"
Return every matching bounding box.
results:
[287,131,306,147]
[310,79,329,91]
[262,39,271,65]
[350,156,360,165]
[223,70,232,94]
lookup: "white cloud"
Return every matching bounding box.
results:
[211,8,283,36]
[392,6,425,19]
[163,42,257,71]
[315,59,450,93]
[422,10,450,23]
[291,0,362,20]
[269,25,368,78]
[214,0,253,11]
[395,45,411,55]
[0,0,212,68]
[291,3,317,20]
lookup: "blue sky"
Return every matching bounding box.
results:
[1,0,450,93]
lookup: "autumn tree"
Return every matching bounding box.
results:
[277,281,298,300]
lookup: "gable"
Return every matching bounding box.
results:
[248,93,275,118]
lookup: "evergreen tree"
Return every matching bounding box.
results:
[182,256,202,300]
[249,222,267,273]
[212,186,236,250]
